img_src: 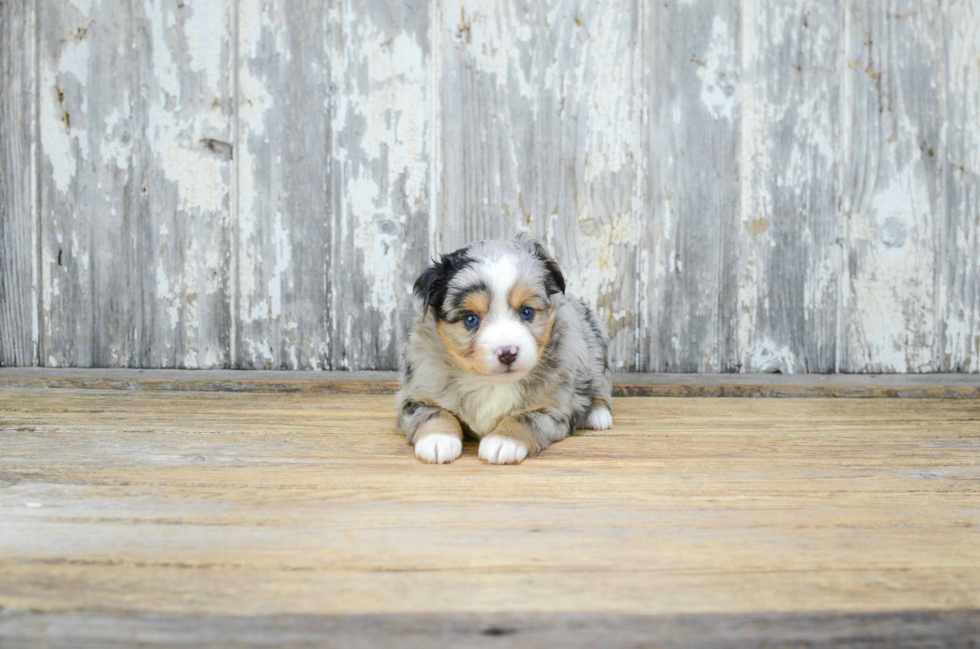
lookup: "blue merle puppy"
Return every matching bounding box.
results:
[396,236,612,464]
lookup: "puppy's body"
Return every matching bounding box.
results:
[397,238,612,464]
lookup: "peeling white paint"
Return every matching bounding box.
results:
[566,213,638,311]
[67,0,93,15]
[751,339,798,374]
[183,1,226,90]
[444,0,535,101]
[737,0,760,368]
[267,208,292,320]
[697,15,738,122]
[237,0,277,327]
[18,0,979,373]
[40,62,79,194]
[147,1,181,102]
[246,339,275,368]
[848,162,937,372]
[100,105,131,170]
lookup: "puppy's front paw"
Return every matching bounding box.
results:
[478,436,528,465]
[415,433,462,464]
[587,407,613,430]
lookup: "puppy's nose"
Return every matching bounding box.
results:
[496,346,518,366]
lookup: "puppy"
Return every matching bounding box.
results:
[396,236,612,464]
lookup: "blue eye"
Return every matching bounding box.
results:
[519,306,535,321]
[463,314,480,329]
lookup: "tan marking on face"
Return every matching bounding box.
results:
[413,410,463,445]
[505,284,553,364]
[532,308,557,359]
[508,284,538,312]
[460,291,490,317]
[437,320,491,376]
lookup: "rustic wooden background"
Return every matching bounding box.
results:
[1,0,978,373]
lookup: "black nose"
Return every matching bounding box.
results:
[497,347,518,366]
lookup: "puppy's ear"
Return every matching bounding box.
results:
[531,242,565,296]
[413,248,470,318]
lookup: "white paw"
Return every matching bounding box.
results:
[587,407,613,430]
[478,436,528,464]
[415,433,462,464]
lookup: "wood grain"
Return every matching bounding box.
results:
[326,0,433,371]
[132,0,235,369]
[640,0,741,372]
[840,1,945,372]
[38,0,233,368]
[0,387,978,645]
[1,368,978,398]
[237,0,431,371]
[3,609,980,648]
[737,0,841,373]
[236,0,333,370]
[941,2,980,372]
[5,1,980,373]
[38,0,133,367]
[0,0,37,367]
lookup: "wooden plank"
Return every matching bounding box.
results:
[0,368,979,398]
[131,0,235,368]
[327,0,432,370]
[38,0,133,367]
[612,371,980,398]
[0,368,402,394]
[2,609,979,648]
[941,5,980,371]
[438,0,643,370]
[0,0,37,367]
[0,389,978,645]
[38,0,233,368]
[235,0,332,370]
[436,0,536,248]
[639,0,741,372]
[237,0,432,371]
[839,1,945,372]
[737,0,841,373]
[7,0,980,375]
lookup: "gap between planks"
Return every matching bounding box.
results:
[0,368,978,398]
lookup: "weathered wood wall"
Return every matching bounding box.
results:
[1,0,978,372]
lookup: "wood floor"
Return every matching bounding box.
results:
[1,383,978,646]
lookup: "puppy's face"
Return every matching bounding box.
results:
[414,240,565,383]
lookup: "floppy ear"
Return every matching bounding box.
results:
[531,242,565,296]
[413,249,470,318]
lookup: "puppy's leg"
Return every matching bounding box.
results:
[399,399,463,464]
[588,370,614,430]
[478,410,571,465]
[587,397,613,430]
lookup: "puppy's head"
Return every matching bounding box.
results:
[414,238,565,383]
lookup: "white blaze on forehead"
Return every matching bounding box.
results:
[473,254,538,377]
[481,255,519,314]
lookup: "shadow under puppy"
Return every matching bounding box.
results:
[397,237,612,464]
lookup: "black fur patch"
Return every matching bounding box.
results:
[530,242,566,295]
[413,247,473,319]
[402,400,424,417]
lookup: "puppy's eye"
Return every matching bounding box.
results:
[519,306,535,321]
[463,314,480,329]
